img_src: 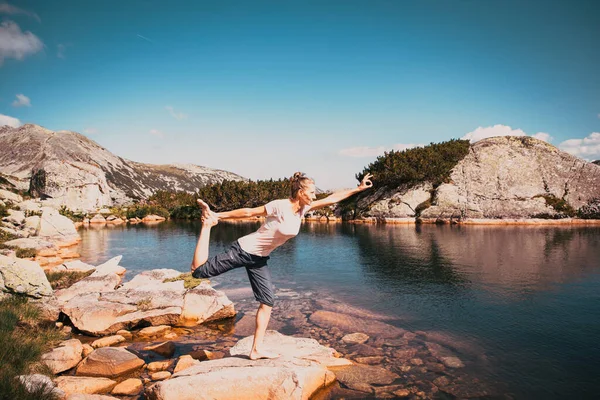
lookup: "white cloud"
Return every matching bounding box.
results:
[339,143,423,158]
[165,106,187,120]
[149,129,164,138]
[0,113,21,127]
[11,93,30,107]
[0,3,40,22]
[462,124,552,143]
[558,132,600,161]
[84,128,97,135]
[0,20,44,65]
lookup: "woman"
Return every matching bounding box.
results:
[191,172,373,359]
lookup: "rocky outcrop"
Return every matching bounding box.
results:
[57,264,235,336]
[146,331,344,400]
[353,136,600,222]
[0,255,53,298]
[0,124,247,211]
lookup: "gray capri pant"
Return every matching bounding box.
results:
[192,240,274,307]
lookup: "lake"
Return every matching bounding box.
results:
[76,221,600,399]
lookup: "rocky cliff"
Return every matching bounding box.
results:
[352,136,600,221]
[0,124,245,211]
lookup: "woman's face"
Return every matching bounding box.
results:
[298,183,316,206]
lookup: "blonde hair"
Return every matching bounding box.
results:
[290,172,314,198]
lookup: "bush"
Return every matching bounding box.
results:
[0,203,8,218]
[536,195,576,218]
[578,198,600,219]
[15,248,37,259]
[58,206,85,222]
[125,205,170,219]
[356,139,471,189]
[0,296,63,400]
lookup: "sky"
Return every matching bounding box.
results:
[1,0,599,190]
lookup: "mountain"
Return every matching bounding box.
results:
[351,136,600,221]
[0,124,246,211]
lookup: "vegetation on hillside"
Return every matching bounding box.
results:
[355,139,471,189]
[0,297,63,400]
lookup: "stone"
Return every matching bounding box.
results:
[55,274,121,303]
[354,356,385,365]
[90,256,126,277]
[147,356,336,400]
[341,333,370,345]
[76,347,145,378]
[68,395,121,400]
[3,237,55,251]
[144,341,176,357]
[83,344,94,357]
[0,255,53,298]
[17,374,65,398]
[111,378,143,395]
[147,360,175,372]
[440,356,465,368]
[91,335,126,349]
[179,283,236,326]
[4,209,26,225]
[138,325,172,339]
[90,214,107,224]
[348,343,384,357]
[116,329,133,340]
[41,339,84,374]
[433,376,450,387]
[188,349,213,361]
[38,207,79,240]
[309,310,406,338]
[0,188,22,202]
[393,388,411,397]
[142,214,166,222]
[151,371,172,381]
[332,365,399,389]
[54,376,117,395]
[53,259,96,273]
[230,331,353,368]
[173,355,200,373]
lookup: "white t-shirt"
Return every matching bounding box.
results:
[238,199,311,257]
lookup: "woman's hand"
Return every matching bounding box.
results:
[358,173,373,191]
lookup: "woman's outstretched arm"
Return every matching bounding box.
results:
[216,205,267,219]
[309,173,373,211]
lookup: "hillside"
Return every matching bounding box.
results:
[0,124,246,211]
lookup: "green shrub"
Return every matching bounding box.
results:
[125,205,170,219]
[0,203,8,218]
[356,139,471,189]
[58,206,85,222]
[15,248,37,259]
[536,195,576,218]
[0,296,63,400]
[0,230,17,246]
[24,210,42,218]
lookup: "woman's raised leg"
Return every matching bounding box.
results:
[191,199,218,272]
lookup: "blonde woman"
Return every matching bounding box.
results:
[191,172,373,359]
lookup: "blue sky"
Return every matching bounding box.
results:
[1,0,599,189]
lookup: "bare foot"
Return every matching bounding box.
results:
[249,349,281,360]
[196,199,212,218]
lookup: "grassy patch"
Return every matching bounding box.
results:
[163,272,207,289]
[15,248,37,259]
[136,298,152,311]
[0,203,8,218]
[58,206,85,222]
[45,270,94,290]
[0,296,63,400]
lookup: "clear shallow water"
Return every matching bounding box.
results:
[77,222,600,399]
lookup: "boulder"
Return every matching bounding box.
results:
[90,214,107,224]
[55,273,121,303]
[230,331,352,368]
[18,199,42,213]
[38,207,79,240]
[144,341,176,357]
[151,371,172,381]
[180,283,236,326]
[309,310,406,338]
[111,378,143,395]
[0,255,53,298]
[91,335,126,349]
[24,215,41,233]
[76,347,145,378]
[142,214,166,222]
[0,189,22,202]
[90,256,126,277]
[54,376,117,395]
[148,351,338,400]
[341,333,370,345]
[41,339,84,374]
[147,360,175,372]
[52,259,95,273]
[173,355,200,373]
[3,237,56,251]
[4,209,26,225]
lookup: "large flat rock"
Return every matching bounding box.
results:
[309,310,406,338]
[76,347,145,378]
